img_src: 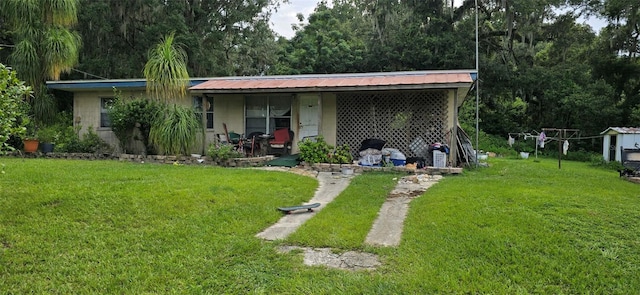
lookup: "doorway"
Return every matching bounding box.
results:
[298,95,320,140]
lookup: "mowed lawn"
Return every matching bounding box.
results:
[1,158,639,293]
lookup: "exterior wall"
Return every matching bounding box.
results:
[602,134,611,162]
[72,87,463,159]
[74,89,146,149]
[320,93,337,146]
[602,133,640,162]
[212,94,244,138]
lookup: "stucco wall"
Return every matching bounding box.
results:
[320,93,337,146]
[72,87,464,157]
[74,89,146,149]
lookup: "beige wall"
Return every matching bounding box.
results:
[73,87,466,157]
[74,89,146,150]
[320,93,337,146]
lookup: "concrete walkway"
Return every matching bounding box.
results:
[256,171,354,240]
[364,174,441,247]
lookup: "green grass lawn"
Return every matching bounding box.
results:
[1,157,639,293]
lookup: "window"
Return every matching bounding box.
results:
[193,96,214,129]
[245,95,291,134]
[100,98,115,128]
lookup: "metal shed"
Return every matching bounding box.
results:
[601,127,640,162]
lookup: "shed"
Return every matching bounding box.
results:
[600,127,640,162]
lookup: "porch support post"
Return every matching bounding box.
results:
[451,89,459,167]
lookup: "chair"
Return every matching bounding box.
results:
[243,131,264,157]
[269,128,293,155]
[221,123,244,152]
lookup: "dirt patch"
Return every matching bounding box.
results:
[277,246,380,271]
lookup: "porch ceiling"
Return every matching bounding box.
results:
[190,70,475,94]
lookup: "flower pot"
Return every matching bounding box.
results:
[40,142,55,154]
[23,139,39,153]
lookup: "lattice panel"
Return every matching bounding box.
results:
[337,90,448,165]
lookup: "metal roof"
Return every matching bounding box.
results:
[600,127,640,135]
[190,70,475,93]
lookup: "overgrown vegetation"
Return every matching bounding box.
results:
[108,94,161,154]
[0,62,31,154]
[206,143,243,162]
[298,136,353,164]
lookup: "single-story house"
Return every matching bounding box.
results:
[601,127,640,162]
[47,70,476,166]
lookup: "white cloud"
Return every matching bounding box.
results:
[269,0,606,38]
[270,0,324,38]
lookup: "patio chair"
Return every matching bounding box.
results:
[269,128,293,155]
[243,131,265,157]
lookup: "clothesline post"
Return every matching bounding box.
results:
[543,128,580,169]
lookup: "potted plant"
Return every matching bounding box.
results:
[21,121,39,153]
[36,126,58,153]
[22,136,39,153]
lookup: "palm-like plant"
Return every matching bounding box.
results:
[144,32,201,155]
[1,0,81,123]
[143,32,190,103]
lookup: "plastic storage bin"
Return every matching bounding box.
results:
[433,150,446,168]
[391,159,406,166]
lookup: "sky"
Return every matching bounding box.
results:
[269,0,607,39]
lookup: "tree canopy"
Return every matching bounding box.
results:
[1,0,639,152]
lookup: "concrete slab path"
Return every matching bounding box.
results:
[364,174,442,247]
[256,171,353,240]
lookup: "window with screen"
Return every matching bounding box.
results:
[245,95,291,134]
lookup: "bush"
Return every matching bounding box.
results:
[207,143,243,162]
[0,63,31,154]
[55,126,112,154]
[329,144,353,164]
[298,136,332,164]
[298,136,353,164]
[108,94,161,154]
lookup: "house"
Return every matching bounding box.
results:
[601,127,640,162]
[47,70,476,166]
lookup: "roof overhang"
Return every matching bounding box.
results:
[46,78,211,92]
[600,127,640,135]
[189,70,476,94]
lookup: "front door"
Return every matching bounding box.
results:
[610,135,617,162]
[298,95,320,140]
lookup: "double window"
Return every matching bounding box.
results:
[193,96,214,129]
[100,98,115,128]
[245,95,291,134]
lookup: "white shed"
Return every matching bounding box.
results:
[601,127,640,162]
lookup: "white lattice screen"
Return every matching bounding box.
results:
[336,90,448,164]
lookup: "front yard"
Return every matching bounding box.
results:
[1,158,639,293]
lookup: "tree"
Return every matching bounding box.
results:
[75,0,282,78]
[0,62,32,154]
[144,32,201,155]
[1,0,81,123]
[272,0,369,74]
[143,32,190,103]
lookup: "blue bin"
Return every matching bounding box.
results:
[391,159,406,166]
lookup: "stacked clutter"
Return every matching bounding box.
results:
[382,148,406,166]
[357,138,407,167]
[358,138,386,166]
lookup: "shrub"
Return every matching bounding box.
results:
[298,136,332,164]
[329,144,353,164]
[150,104,202,155]
[0,63,31,154]
[55,126,112,154]
[108,94,161,154]
[207,143,243,162]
